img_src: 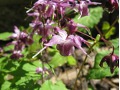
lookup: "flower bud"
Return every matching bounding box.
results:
[36,67,43,73]
[36,67,48,74]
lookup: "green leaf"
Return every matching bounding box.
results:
[67,56,76,65]
[93,52,109,68]
[0,57,7,64]
[28,34,42,53]
[105,27,116,39]
[22,63,36,72]
[0,32,12,41]
[40,80,68,90]
[49,52,67,68]
[87,68,118,79]
[102,21,116,39]
[15,77,31,86]
[73,7,103,29]
[114,48,119,56]
[87,51,119,79]
[32,60,42,67]
[1,81,11,90]
[110,38,119,55]
[110,38,119,48]
[3,45,14,51]
[102,21,110,30]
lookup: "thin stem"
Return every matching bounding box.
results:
[95,25,111,46]
[32,46,47,58]
[95,25,103,38]
[41,60,44,83]
[76,31,95,40]
[103,16,119,36]
[73,41,98,90]
[95,16,118,46]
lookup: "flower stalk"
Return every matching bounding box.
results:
[73,40,98,90]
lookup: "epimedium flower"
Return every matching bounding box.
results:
[10,50,23,59]
[37,20,54,37]
[9,26,33,59]
[27,0,56,19]
[44,27,89,56]
[30,19,54,43]
[78,1,89,17]
[99,50,119,73]
[67,20,90,34]
[10,26,33,45]
[27,0,100,20]
[101,0,118,13]
[36,67,43,73]
[107,0,119,12]
[36,67,48,74]
[71,0,101,17]
[52,0,70,17]
[109,0,119,9]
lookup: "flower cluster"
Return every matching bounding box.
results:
[9,26,33,59]
[27,0,100,57]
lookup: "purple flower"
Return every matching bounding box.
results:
[10,26,33,45]
[108,0,119,12]
[10,26,21,39]
[10,50,23,59]
[45,4,56,18]
[11,26,28,42]
[45,27,89,56]
[67,20,90,34]
[73,0,101,17]
[100,53,119,73]
[53,0,70,17]
[36,67,48,74]
[78,1,89,17]
[14,41,25,51]
[8,26,33,59]
[102,0,118,12]
[36,67,43,73]
[37,20,53,36]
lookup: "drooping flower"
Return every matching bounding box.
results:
[100,49,119,73]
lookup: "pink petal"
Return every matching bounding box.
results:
[58,30,67,40]
[14,26,20,36]
[44,35,64,46]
